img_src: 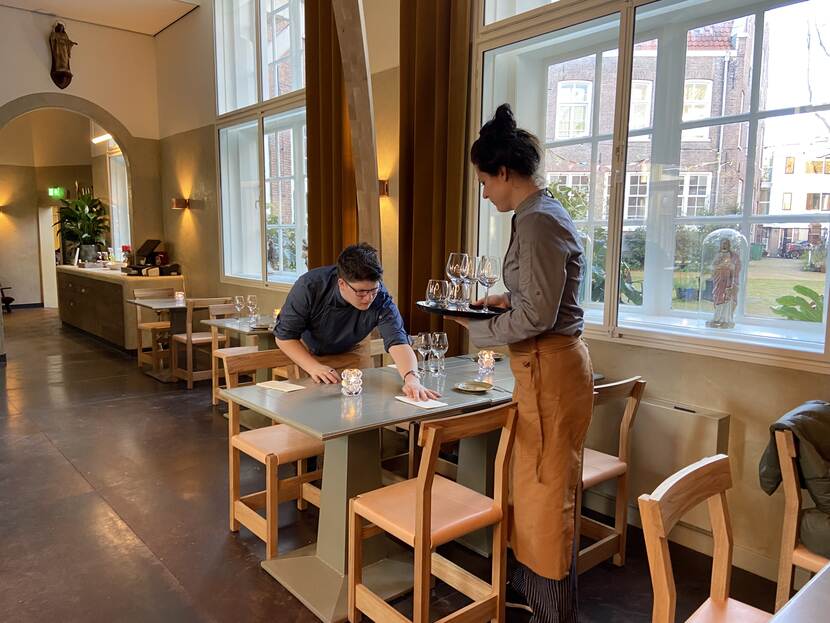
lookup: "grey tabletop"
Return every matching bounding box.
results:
[771,564,830,621]
[220,356,515,441]
[127,297,186,311]
[202,316,275,335]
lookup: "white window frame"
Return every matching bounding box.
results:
[469,0,830,374]
[681,79,713,141]
[629,79,653,131]
[555,80,593,140]
[626,172,649,219]
[214,0,307,292]
[677,172,712,217]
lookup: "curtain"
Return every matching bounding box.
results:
[399,0,473,352]
[306,0,358,268]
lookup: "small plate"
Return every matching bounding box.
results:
[454,380,493,394]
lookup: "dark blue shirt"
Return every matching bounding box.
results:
[274,265,409,356]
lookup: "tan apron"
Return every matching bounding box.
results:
[508,333,594,580]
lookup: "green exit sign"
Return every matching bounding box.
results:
[48,186,66,199]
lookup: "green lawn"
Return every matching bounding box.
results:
[627,258,825,319]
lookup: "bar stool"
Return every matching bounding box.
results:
[223,349,324,559]
[348,402,517,623]
[133,287,175,371]
[638,455,772,623]
[578,376,646,573]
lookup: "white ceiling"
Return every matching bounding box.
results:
[1,0,199,36]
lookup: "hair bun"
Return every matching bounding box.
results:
[479,103,517,138]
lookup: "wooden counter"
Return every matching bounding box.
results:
[56,265,184,350]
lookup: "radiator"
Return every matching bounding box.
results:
[583,397,731,532]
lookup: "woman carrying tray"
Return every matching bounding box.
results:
[453,104,593,623]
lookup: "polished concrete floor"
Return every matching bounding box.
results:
[0,309,775,622]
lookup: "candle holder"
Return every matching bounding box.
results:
[174,291,185,303]
[477,350,496,375]
[341,394,363,419]
[341,368,363,396]
[272,307,281,322]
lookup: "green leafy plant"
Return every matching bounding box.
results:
[55,194,109,245]
[549,181,643,305]
[771,285,824,322]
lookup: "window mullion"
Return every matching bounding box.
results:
[604,3,636,335]
[255,0,264,105]
[258,114,268,286]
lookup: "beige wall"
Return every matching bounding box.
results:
[0,163,92,305]
[373,67,400,301]
[0,6,159,140]
[0,109,92,167]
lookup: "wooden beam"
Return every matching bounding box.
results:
[331,0,382,250]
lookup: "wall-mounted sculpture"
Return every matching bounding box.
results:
[49,23,77,89]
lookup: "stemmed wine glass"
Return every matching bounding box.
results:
[413,332,432,374]
[246,294,259,324]
[430,332,448,376]
[476,256,501,312]
[446,253,472,309]
[426,279,450,308]
[233,295,245,316]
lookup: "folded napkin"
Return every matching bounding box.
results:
[395,396,448,409]
[256,380,305,392]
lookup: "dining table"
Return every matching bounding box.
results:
[220,355,516,623]
[770,563,830,621]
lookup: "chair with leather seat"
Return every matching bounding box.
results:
[171,297,231,389]
[222,348,324,559]
[578,376,646,573]
[774,429,830,611]
[348,402,517,623]
[133,287,175,372]
[638,454,772,623]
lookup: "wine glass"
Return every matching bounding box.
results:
[430,332,448,376]
[246,294,258,323]
[446,253,471,286]
[476,255,501,312]
[426,279,450,308]
[233,295,244,315]
[413,332,432,374]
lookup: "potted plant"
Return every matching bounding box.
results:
[55,193,110,262]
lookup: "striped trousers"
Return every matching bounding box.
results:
[508,547,578,623]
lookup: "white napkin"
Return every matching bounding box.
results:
[386,364,398,368]
[395,396,448,409]
[257,380,306,392]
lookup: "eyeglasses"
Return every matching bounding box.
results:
[343,280,380,297]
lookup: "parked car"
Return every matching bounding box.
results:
[782,240,811,259]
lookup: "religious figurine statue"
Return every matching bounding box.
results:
[706,237,741,329]
[49,23,77,89]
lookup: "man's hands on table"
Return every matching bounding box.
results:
[402,375,441,401]
[307,362,341,384]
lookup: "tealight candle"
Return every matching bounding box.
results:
[273,307,281,321]
[174,291,185,303]
[477,350,495,375]
[340,368,363,396]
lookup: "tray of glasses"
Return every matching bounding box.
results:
[416,300,508,319]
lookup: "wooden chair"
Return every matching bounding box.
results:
[578,376,646,573]
[638,455,772,623]
[348,402,518,623]
[774,429,830,611]
[223,349,324,559]
[209,303,257,406]
[1,284,14,313]
[171,297,231,389]
[133,287,175,372]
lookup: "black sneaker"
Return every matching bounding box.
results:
[505,583,533,613]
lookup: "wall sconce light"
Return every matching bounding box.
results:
[171,197,191,210]
[91,133,112,145]
[378,179,389,197]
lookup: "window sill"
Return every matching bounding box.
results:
[219,274,296,293]
[583,314,830,375]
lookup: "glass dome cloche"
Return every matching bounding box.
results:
[699,228,749,329]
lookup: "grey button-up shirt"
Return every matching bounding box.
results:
[468,190,584,347]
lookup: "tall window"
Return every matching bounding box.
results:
[681,80,713,141]
[215,0,307,287]
[107,144,130,254]
[555,81,592,139]
[475,0,830,367]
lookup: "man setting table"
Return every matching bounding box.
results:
[274,243,439,401]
